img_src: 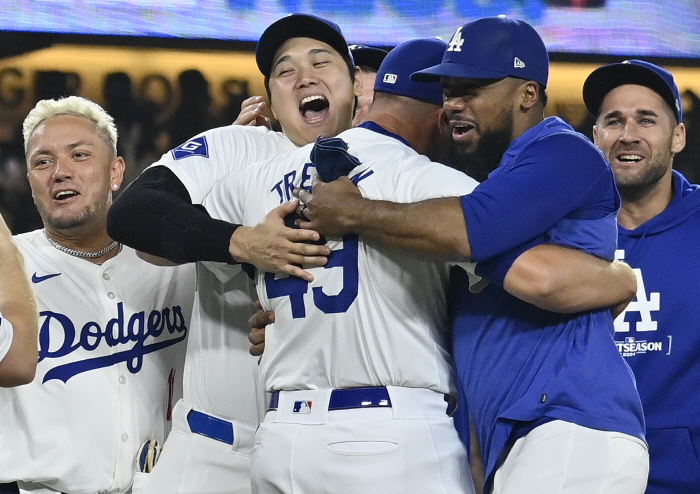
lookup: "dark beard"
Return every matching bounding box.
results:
[440,120,513,183]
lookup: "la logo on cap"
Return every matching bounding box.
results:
[448,28,464,52]
[514,57,526,68]
[383,73,397,84]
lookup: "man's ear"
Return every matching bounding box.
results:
[354,67,364,98]
[519,81,539,110]
[671,122,686,154]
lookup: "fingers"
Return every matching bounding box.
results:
[293,187,312,204]
[248,305,273,330]
[248,302,273,357]
[272,200,300,218]
[248,328,266,357]
[233,96,268,126]
[253,115,272,130]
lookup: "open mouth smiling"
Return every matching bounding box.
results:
[53,190,79,201]
[299,95,330,123]
[616,153,644,163]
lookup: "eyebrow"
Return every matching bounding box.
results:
[602,108,659,120]
[29,140,94,159]
[271,47,334,73]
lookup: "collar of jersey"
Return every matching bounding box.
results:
[358,120,412,149]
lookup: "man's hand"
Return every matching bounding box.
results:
[232,96,272,129]
[248,301,273,357]
[229,201,331,282]
[294,176,364,237]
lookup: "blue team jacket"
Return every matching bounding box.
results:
[615,170,700,494]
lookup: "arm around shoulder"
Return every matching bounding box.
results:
[296,178,473,261]
[0,218,38,386]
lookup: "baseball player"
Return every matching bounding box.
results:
[583,60,700,494]
[0,211,38,388]
[201,37,477,494]
[0,96,195,494]
[349,44,389,126]
[106,14,361,494]
[295,17,648,494]
[235,44,387,130]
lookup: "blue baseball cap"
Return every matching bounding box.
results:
[349,45,389,72]
[256,13,353,78]
[583,60,682,123]
[411,16,549,88]
[373,38,447,106]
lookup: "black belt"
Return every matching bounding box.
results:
[187,409,234,445]
[0,483,65,494]
[268,387,457,415]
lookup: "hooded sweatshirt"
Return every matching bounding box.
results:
[614,170,700,494]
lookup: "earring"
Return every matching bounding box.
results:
[112,184,118,189]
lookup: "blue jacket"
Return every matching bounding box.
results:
[615,170,700,493]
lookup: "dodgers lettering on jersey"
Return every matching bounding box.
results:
[40,302,187,383]
[0,231,195,494]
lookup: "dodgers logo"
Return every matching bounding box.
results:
[39,302,188,383]
[447,28,464,52]
[614,249,660,333]
[172,136,209,160]
[293,401,313,413]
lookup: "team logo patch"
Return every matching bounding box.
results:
[383,73,397,84]
[615,336,664,358]
[447,28,464,52]
[293,401,313,413]
[172,136,209,160]
[514,57,526,69]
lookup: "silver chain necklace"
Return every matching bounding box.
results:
[43,230,119,259]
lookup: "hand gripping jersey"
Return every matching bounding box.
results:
[202,124,479,494]
[0,230,195,494]
[614,170,700,493]
[203,125,479,394]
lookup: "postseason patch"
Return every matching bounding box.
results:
[172,136,209,160]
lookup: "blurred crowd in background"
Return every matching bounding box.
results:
[1,67,699,235]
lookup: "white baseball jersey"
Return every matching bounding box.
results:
[203,126,479,394]
[150,124,296,424]
[0,230,195,494]
[0,311,12,363]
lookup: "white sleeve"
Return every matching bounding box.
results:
[394,158,479,203]
[148,125,296,204]
[201,165,250,225]
[0,312,13,363]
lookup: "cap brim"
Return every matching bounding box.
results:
[256,14,350,77]
[583,63,677,119]
[411,61,511,82]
